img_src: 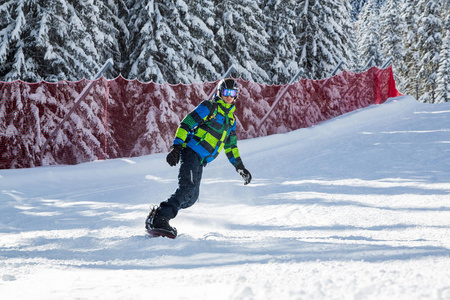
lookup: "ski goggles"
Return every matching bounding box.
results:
[222,89,238,98]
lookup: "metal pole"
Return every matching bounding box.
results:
[257,68,305,132]
[363,56,375,71]
[328,60,344,77]
[40,59,114,165]
[289,68,305,85]
[381,57,393,69]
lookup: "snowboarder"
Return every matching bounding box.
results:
[145,78,252,238]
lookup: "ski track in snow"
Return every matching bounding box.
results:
[1,96,450,299]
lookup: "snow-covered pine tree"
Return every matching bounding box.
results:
[127,0,162,82]
[0,0,122,82]
[398,0,420,97]
[0,0,40,82]
[350,0,368,21]
[436,6,449,103]
[262,0,300,84]
[183,0,222,82]
[128,0,200,83]
[78,0,128,78]
[416,0,443,103]
[158,0,197,84]
[293,0,323,79]
[379,0,404,83]
[329,0,358,73]
[295,0,356,80]
[213,0,270,83]
[357,0,383,70]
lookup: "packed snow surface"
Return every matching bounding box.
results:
[1,95,450,299]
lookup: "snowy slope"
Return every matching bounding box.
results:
[1,95,450,299]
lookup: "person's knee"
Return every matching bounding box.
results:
[181,188,199,208]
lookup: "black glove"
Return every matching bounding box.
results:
[236,165,252,185]
[166,145,182,166]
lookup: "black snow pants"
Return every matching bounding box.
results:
[159,147,203,219]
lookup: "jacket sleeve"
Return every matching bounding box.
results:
[173,100,214,146]
[224,122,244,168]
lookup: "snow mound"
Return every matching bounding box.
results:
[1,95,450,299]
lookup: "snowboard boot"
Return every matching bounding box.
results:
[145,206,177,238]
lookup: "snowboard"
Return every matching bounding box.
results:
[146,228,177,239]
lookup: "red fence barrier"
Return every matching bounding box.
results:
[0,66,400,169]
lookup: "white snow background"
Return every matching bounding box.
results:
[1,95,450,299]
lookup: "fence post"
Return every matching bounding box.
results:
[381,57,393,69]
[328,60,344,77]
[40,59,114,166]
[363,56,375,71]
[257,68,305,133]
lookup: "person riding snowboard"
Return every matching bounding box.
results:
[145,78,252,238]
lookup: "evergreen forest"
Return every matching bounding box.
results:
[0,0,448,103]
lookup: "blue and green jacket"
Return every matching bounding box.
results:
[173,96,243,167]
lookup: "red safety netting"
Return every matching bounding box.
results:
[0,66,400,169]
